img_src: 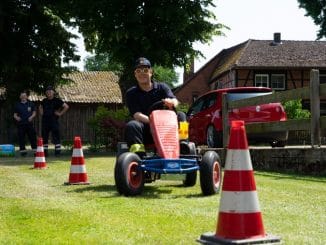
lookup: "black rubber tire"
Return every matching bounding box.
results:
[206,125,222,148]
[181,141,197,187]
[199,150,222,196]
[114,152,144,196]
[184,171,197,187]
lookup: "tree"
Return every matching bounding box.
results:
[152,65,179,88]
[1,0,227,97]
[55,0,227,92]
[0,0,79,102]
[84,52,179,88]
[297,0,326,39]
[84,52,123,75]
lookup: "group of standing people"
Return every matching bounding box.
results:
[13,86,69,157]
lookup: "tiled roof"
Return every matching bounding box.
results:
[211,39,326,80]
[29,71,122,103]
[238,40,326,68]
[211,41,248,79]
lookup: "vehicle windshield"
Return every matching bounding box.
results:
[227,92,272,101]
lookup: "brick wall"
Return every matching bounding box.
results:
[175,56,220,105]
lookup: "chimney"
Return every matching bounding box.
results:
[271,32,282,46]
[183,59,195,83]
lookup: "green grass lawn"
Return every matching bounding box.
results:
[0,153,325,244]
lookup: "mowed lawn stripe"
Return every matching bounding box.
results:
[0,156,325,244]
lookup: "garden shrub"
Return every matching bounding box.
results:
[283,99,311,119]
[88,106,130,151]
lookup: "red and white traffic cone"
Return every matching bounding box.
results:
[198,120,281,244]
[65,136,90,185]
[33,137,47,169]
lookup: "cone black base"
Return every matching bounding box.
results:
[198,232,281,244]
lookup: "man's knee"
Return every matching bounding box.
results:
[125,120,145,146]
[177,111,187,122]
[125,120,143,133]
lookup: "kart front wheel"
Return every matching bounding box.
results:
[200,151,222,196]
[183,171,197,187]
[114,152,144,196]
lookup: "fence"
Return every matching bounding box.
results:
[222,69,326,148]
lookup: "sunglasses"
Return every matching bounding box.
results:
[135,67,151,74]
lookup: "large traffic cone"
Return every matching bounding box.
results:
[65,136,90,185]
[198,121,281,244]
[33,137,47,169]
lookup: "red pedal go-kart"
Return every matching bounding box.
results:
[114,101,222,196]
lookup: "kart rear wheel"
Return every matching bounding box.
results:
[200,151,222,196]
[181,142,197,187]
[114,152,144,196]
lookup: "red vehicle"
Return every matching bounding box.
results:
[187,87,288,148]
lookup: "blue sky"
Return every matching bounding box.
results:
[70,0,321,83]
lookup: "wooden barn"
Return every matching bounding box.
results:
[0,71,123,145]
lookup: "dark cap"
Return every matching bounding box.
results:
[45,86,55,92]
[134,57,151,69]
[20,89,30,96]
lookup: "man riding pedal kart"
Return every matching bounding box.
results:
[124,57,186,157]
[115,57,222,196]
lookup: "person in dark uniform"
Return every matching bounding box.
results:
[125,57,186,155]
[39,86,69,156]
[13,90,37,156]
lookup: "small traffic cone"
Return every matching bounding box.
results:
[65,136,90,185]
[33,137,47,169]
[198,121,281,244]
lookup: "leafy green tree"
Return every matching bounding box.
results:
[0,0,79,101]
[85,51,179,88]
[55,0,227,92]
[297,0,326,39]
[84,52,123,75]
[152,65,179,88]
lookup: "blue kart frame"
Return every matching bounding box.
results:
[114,141,222,196]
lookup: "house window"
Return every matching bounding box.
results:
[271,74,285,90]
[320,74,326,84]
[255,74,269,87]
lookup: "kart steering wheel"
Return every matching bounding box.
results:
[147,100,176,115]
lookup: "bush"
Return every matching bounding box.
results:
[283,99,311,119]
[88,106,130,151]
[178,103,189,114]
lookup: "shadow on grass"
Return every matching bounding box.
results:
[255,171,326,183]
[0,157,36,166]
[67,184,172,198]
[68,184,117,193]
[0,154,112,167]
[67,182,207,199]
[0,158,72,167]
